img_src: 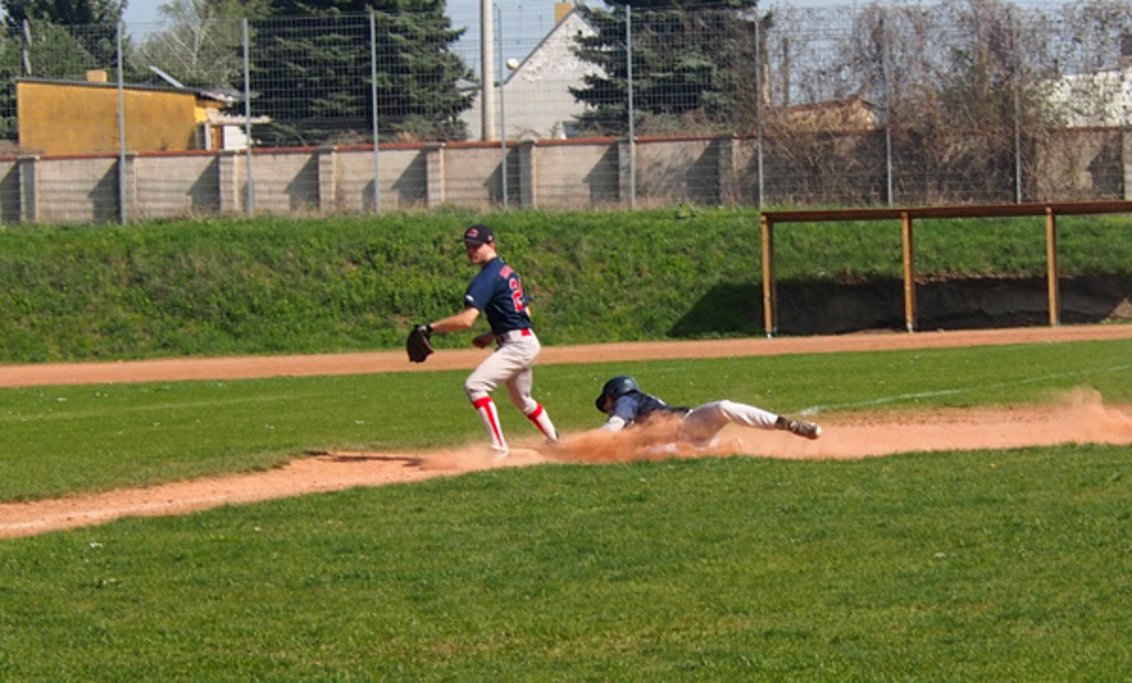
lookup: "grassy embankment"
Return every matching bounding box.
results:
[2,208,1130,363]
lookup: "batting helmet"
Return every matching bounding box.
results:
[595,375,639,412]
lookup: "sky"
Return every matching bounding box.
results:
[123,0,1057,66]
[123,0,1054,30]
[121,1,563,66]
[123,1,537,31]
[123,0,160,27]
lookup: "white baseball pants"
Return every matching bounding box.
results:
[465,332,557,452]
[678,399,780,447]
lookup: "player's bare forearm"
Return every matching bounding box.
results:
[428,307,479,333]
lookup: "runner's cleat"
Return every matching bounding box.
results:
[786,419,822,440]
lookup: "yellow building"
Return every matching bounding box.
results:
[16,70,231,155]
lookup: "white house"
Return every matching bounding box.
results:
[1043,55,1132,128]
[462,4,603,141]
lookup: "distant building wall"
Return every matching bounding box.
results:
[463,11,601,142]
[784,96,879,131]
[17,80,204,155]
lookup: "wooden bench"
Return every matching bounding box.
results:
[759,201,1132,337]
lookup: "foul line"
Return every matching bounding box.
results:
[801,362,1132,415]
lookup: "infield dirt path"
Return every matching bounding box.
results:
[3,324,1132,539]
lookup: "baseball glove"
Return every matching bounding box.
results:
[406,324,434,363]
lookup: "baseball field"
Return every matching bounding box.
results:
[3,326,1132,680]
[2,212,1131,680]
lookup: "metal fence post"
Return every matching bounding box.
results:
[626,5,636,209]
[881,14,894,207]
[498,4,508,208]
[1011,9,1022,204]
[369,11,381,214]
[116,20,127,225]
[242,18,254,219]
[754,12,764,210]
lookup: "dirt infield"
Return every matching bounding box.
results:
[3,324,1132,539]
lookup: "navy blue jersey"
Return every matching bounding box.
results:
[464,256,532,335]
[610,391,691,427]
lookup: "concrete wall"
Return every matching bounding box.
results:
[529,139,621,208]
[0,159,21,223]
[0,131,1127,224]
[1035,129,1125,200]
[133,153,221,218]
[36,156,120,223]
[248,151,321,215]
[635,137,720,205]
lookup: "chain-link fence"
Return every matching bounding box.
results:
[1,0,1131,223]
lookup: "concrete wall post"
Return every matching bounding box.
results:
[424,143,445,207]
[717,136,739,205]
[317,146,338,214]
[17,155,38,223]
[218,151,241,214]
[120,152,138,218]
[518,141,537,208]
[617,139,633,206]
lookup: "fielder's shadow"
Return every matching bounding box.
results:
[306,449,424,467]
[668,283,763,337]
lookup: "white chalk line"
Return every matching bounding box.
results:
[800,362,1132,415]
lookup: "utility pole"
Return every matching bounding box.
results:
[481,0,496,141]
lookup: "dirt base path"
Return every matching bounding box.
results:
[3,325,1132,539]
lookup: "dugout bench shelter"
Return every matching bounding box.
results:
[759,201,1132,337]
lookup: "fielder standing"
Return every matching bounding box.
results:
[421,224,559,459]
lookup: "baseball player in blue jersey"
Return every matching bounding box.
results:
[594,375,821,449]
[422,224,558,459]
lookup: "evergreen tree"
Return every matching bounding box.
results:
[1,0,125,68]
[248,0,475,145]
[571,0,761,136]
[2,0,124,28]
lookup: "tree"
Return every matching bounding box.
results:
[133,0,269,87]
[1,0,125,68]
[246,0,476,145]
[1,0,125,28]
[570,0,760,136]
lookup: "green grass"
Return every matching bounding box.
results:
[2,448,1129,681]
